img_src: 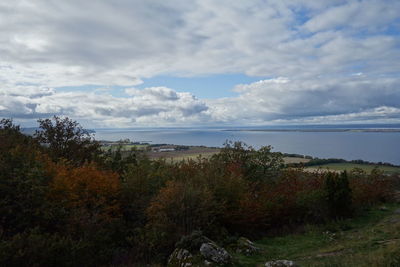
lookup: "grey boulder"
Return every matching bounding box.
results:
[265,260,298,267]
[200,242,232,265]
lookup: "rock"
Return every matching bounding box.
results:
[235,237,260,255]
[200,242,232,265]
[176,231,213,252]
[204,260,212,265]
[167,248,194,267]
[394,208,400,215]
[379,206,388,211]
[265,260,298,267]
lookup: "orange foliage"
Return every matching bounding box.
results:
[238,169,326,228]
[350,169,391,206]
[48,163,121,222]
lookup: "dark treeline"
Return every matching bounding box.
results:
[283,153,398,168]
[304,158,398,167]
[0,117,397,266]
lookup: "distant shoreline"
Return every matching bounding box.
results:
[222,128,400,133]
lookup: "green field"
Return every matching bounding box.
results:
[235,204,400,266]
[307,163,400,174]
[100,144,148,152]
[147,147,219,162]
[162,151,218,162]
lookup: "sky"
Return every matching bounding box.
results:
[0,0,400,127]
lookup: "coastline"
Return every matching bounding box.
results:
[222,128,400,133]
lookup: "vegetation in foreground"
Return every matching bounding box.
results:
[1,116,399,266]
[306,163,400,175]
[236,204,400,266]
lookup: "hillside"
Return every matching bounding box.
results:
[236,204,400,266]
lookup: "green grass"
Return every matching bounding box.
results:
[164,152,218,162]
[307,163,400,174]
[233,204,400,266]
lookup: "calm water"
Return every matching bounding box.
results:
[94,128,400,165]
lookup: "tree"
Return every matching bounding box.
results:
[214,141,283,182]
[324,171,352,219]
[48,163,121,226]
[146,180,217,237]
[0,118,31,150]
[0,119,50,236]
[34,116,100,166]
[252,145,284,181]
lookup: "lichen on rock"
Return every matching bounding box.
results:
[167,248,195,267]
[264,259,298,267]
[199,242,232,265]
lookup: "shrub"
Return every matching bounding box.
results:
[147,180,217,237]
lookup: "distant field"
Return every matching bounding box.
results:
[306,163,400,174]
[147,146,219,162]
[100,144,148,151]
[162,152,218,162]
[150,151,313,163]
[100,145,399,174]
[283,157,310,164]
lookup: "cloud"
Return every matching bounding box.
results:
[1,0,398,80]
[303,0,400,33]
[1,75,400,127]
[206,76,400,124]
[125,87,179,101]
[0,85,209,127]
[0,0,399,126]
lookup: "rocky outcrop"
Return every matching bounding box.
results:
[265,260,298,267]
[199,242,232,265]
[167,232,233,266]
[235,237,260,255]
[168,248,194,267]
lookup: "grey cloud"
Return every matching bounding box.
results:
[0,85,210,127]
[303,0,400,33]
[207,76,400,124]
[1,0,398,82]
[0,0,399,126]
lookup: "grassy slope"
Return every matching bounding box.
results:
[234,204,400,266]
[307,163,400,174]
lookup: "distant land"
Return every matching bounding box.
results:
[22,123,400,134]
[22,124,400,165]
[221,123,400,132]
[223,128,400,133]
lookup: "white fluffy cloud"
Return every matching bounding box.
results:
[206,76,400,124]
[0,86,209,127]
[0,0,399,126]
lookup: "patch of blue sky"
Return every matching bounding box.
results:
[286,6,314,39]
[290,5,311,26]
[136,73,267,99]
[383,19,400,36]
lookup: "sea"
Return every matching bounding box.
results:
[92,124,400,165]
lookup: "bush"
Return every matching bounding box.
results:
[0,229,91,267]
